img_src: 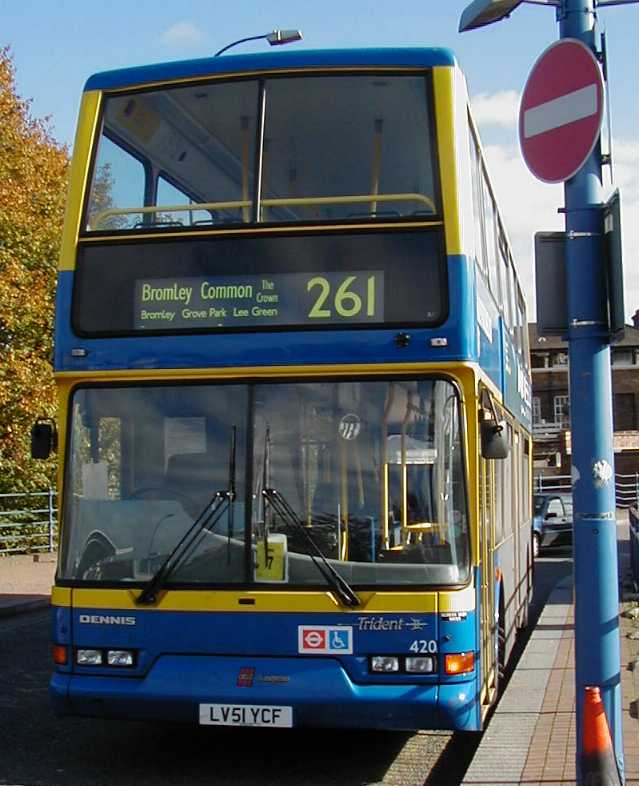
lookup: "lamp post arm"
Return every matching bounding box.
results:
[596,0,639,6]
[214,35,269,57]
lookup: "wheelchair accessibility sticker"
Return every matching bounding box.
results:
[298,625,353,654]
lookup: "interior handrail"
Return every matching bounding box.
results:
[89,192,437,230]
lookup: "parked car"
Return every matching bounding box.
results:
[532,493,573,558]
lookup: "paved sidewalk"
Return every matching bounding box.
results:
[462,535,639,786]
[0,552,56,616]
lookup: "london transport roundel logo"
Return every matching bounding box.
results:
[518,38,604,184]
[302,630,326,649]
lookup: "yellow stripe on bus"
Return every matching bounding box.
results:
[51,586,71,606]
[59,91,101,272]
[56,588,475,614]
[55,361,478,384]
[432,67,462,256]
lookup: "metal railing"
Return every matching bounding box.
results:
[629,507,639,586]
[0,490,57,555]
[532,421,569,438]
[534,473,639,508]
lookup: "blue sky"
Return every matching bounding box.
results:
[4,0,639,317]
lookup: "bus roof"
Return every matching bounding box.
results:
[84,47,458,92]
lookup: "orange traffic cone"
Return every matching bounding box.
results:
[581,686,622,786]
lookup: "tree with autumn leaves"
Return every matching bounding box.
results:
[0,47,68,492]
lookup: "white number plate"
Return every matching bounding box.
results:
[199,703,293,727]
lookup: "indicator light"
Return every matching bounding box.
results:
[52,644,68,665]
[444,652,475,675]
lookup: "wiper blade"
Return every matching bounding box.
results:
[136,491,230,605]
[262,487,361,607]
[137,427,238,605]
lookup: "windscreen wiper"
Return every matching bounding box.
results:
[262,487,361,607]
[137,428,237,605]
[136,491,230,605]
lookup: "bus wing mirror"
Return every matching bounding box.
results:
[31,421,57,460]
[480,420,509,460]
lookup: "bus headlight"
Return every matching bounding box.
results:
[405,656,436,673]
[370,656,400,673]
[107,650,135,667]
[76,649,103,665]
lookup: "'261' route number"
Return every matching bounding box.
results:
[307,275,377,319]
[409,639,438,654]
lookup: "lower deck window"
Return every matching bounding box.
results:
[60,378,469,587]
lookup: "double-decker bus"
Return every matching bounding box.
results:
[41,48,533,732]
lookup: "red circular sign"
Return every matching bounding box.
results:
[519,38,604,184]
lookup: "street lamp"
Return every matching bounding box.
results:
[459,0,559,32]
[214,29,303,57]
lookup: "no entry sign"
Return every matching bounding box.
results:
[519,38,604,183]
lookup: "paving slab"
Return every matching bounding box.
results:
[0,553,56,616]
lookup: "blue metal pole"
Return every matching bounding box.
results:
[560,1,623,782]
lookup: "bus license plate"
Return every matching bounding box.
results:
[199,703,293,727]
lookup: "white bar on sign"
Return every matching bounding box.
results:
[523,84,598,138]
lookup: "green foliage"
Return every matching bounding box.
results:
[0,46,69,492]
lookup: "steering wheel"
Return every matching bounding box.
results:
[76,534,116,579]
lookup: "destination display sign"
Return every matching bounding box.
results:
[134,271,384,329]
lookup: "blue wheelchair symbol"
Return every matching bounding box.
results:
[330,630,350,650]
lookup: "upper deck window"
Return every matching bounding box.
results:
[85,73,439,232]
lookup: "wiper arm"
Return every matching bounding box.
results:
[136,491,230,605]
[137,427,238,606]
[262,487,361,607]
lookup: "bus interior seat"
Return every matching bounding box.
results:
[377,541,452,565]
[346,210,401,219]
[132,220,184,229]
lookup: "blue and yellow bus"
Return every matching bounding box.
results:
[43,48,533,731]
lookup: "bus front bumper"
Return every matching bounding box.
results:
[51,655,480,731]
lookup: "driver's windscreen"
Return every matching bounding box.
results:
[60,384,248,583]
[60,379,469,587]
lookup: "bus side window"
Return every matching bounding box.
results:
[522,437,530,522]
[87,136,146,231]
[510,429,523,532]
[157,176,214,228]
[494,451,504,544]
[501,422,512,537]
[505,257,517,335]
[481,175,500,301]
[468,126,487,280]
[498,231,511,329]
[517,289,528,359]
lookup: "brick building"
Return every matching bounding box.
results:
[529,320,639,476]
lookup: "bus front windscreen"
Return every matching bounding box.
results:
[60,378,469,588]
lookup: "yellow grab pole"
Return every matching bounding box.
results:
[370,117,383,215]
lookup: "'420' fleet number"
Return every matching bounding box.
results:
[409,639,438,654]
[307,275,377,319]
